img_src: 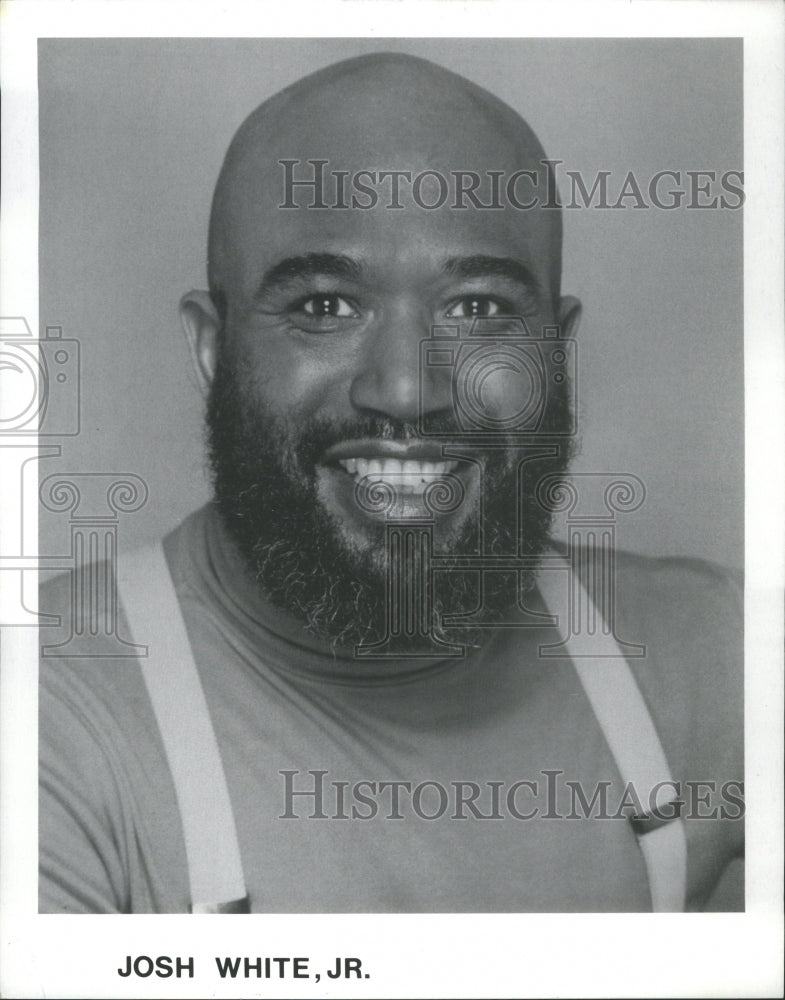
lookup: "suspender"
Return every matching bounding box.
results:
[118,544,249,913]
[119,542,687,912]
[537,556,687,911]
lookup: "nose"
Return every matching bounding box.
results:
[349,304,453,424]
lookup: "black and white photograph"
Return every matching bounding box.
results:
[1,1,782,998]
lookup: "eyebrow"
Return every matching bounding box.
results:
[443,255,541,294]
[255,252,541,298]
[256,253,361,298]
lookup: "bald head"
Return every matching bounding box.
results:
[207,53,562,310]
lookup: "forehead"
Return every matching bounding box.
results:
[211,68,558,298]
[217,165,557,304]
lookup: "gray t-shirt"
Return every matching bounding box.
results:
[39,505,743,913]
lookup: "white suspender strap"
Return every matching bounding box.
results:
[118,543,249,913]
[537,554,688,912]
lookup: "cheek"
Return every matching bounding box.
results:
[233,330,349,416]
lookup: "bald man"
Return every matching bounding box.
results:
[39,54,743,914]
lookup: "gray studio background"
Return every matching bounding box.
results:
[38,38,743,570]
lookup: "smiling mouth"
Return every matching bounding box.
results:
[336,457,460,494]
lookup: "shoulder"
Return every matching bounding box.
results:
[592,548,743,768]
[565,546,743,707]
[39,553,190,913]
[587,549,744,858]
[39,565,163,782]
[611,548,742,632]
[609,549,743,748]
[38,508,216,775]
[572,548,745,901]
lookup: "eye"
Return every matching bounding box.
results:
[299,294,359,318]
[445,296,504,319]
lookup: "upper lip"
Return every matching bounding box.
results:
[322,439,458,464]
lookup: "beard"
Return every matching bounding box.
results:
[206,339,574,652]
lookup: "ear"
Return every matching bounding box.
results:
[556,295,582,338]
[180,290,221,395]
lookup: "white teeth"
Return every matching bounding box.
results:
[337,456,458,493]
[382,458,400,478]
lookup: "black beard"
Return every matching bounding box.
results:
[206,340,574,652]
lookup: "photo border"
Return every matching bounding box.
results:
[1,2,782,997]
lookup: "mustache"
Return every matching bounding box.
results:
[290,413,470,476]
